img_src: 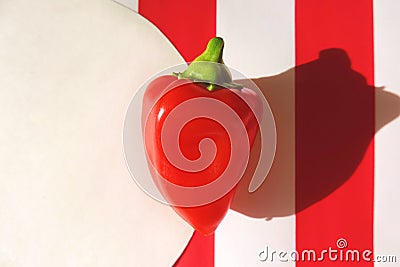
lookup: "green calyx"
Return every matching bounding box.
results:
[173,37,243,91]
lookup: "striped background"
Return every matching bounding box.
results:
[119,0,399,266]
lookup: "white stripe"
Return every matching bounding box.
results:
[216,0,295,77]
[374,0,400,262]
[216,0,295,266]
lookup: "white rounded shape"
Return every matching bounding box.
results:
[0,0,192,266]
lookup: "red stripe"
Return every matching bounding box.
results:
[295,1,374,266]
[138,1,216,266]
[173,232,214,267]
[139,0,216,62]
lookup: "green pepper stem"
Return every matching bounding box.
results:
[174,37,243,91]
[194,37,224,63]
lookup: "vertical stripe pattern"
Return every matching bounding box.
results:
[128,0,400,265]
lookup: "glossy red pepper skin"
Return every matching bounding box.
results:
[142,75,261,235]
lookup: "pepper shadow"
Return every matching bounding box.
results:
[231,48,400,219]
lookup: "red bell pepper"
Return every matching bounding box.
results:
[142,37,261,235]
